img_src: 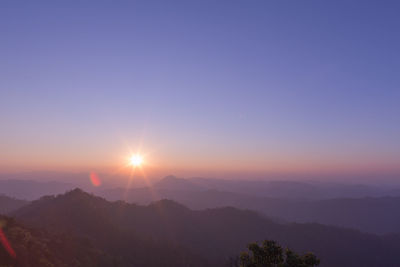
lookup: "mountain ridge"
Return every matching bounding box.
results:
[100,176,400,234]
[12,188,400,267]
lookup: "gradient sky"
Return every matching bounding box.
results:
[1,1,399,178]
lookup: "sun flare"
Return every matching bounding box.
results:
[129,154,143,167]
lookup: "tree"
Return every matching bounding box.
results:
[239,240,319,267]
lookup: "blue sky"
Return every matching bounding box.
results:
[1,1,399,177]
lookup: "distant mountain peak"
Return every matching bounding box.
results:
[163,175,180,180]
[149,199,190,211]
[63,188,90,197]
[66,187,85,194]
[37,188,108,207]
[154,175,205,191]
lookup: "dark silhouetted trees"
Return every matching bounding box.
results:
[239,240,319,267]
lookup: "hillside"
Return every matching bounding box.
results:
[13,189,400,267]
[13,189,212,267]
[0,215,112,266]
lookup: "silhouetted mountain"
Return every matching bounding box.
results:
[100,176,400,234]
[188,177,400,199]
[271,197,400,234]
[101,186,400,234]
[154,175,205,191]
[13,189,400,267]
[0,195,28,214]
[13,189,212,266]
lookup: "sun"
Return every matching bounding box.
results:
[129,154,143,167]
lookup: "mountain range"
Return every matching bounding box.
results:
[100,176,400,234]
[2,188,399,267]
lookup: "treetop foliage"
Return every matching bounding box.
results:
[240,240,319,267]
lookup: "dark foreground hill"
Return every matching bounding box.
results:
[11,191,212,267]
[0,215,111,266]
[11,189,400,267]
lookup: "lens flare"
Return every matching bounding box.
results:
[0,220,16,258]
[89,171,101,187]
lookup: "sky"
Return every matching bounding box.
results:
[1,1,399,180]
